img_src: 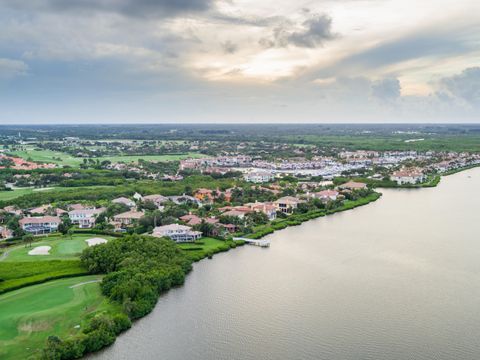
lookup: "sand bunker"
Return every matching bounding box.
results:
[28,246,51,256]
[85,238,108,247]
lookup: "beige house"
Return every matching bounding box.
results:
[274,196,303,214]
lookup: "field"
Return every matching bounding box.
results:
[0,275,117,360]
[0,185,115,202]
[0,260,87,294]
[1,234,115,262]
[9,147,85,167]
[283,134,480,152]
[178,237,238,261]
[9,146,205,167]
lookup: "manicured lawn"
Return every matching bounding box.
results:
[2,234,114,262]
[9,147,205,168]
[178,237,237,261]
[0,185,115,202]
[0,275,118,360]
[3,234,114,262]
[0,188,35,201]
[9,147,85,167]
[0,260,88,294]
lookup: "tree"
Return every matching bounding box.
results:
[68,228,75,239]
[22,233,34,248]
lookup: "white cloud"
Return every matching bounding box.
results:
[0,58,28,78]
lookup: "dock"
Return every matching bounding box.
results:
[233,237,270,247]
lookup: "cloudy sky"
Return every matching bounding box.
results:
[1,0,479,123]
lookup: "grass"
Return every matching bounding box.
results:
[0,260,88,294]
[9,146,204,167]
[2,234,115,262]
[177,237,240,261]
[9,147,85,167]
[0,185,114,202]
[0,275,118,360]
[0,188,35,201]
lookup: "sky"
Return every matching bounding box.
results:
[0,0,479,124]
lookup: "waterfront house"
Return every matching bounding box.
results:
[152,224,202,243]
[313,190,339,202]
[245,201,277,220]
[338,181,368,191]
[390,168,426,185]
[19,216,61,235]
[69,207,106,229]
[274,196,303,214]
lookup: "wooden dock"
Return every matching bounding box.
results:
[233,237,270,247]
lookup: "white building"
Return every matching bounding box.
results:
[390,169,426,185]
[19,216,61,235]
[244,171,275,183]
[152,224,202,243]
[68,207,106,228]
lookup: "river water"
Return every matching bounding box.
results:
[93,168,480,360]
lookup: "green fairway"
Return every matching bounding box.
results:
[9,147,85,167]
[9,147,205,168]
[0,260,88,294]
[0,275,117,360]
[2,234,114,262]
[0,188,35,201]
[178,237,237,261]
[0,185,114,202]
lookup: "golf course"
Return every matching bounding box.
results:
[1,234,115,262]
[9,146,204,167]
[0,275,118,359]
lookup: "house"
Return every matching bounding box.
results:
[338,181,368,191]
[143,194,169,208]
[222,209,249,219]
[246,201,277,220]
[3,205,22,216]
[0,226,13,239]
[313,190,339,202]
[244,171,275,183]
[274,196,302,214]
[112,197,136,208]
[29,204,52,215]
[179,214,202,226]
[152,224,202,243]
[390,168,426,185]
[69,207,106,229]
[194,188,214,202]
[168,194,201,205]
[113,210,144,227]
[19,216,61,235]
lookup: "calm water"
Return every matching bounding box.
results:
[93,168,480,360]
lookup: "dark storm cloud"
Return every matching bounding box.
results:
[371,78,401,100]
[3,0,214,18]
[260,13,335,48]
[441,67,480,107]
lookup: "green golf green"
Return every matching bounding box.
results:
[2,234,115,262]
[0,275,117,360]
